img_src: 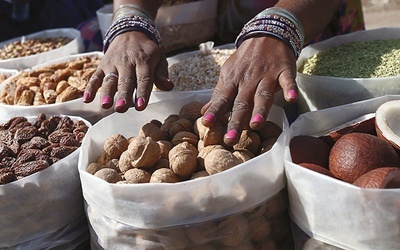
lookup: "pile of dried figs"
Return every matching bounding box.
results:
[0,113,89,184]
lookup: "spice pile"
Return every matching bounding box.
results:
[299,39,400,78]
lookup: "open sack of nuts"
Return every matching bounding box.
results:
[78,92,293,249]
[296,27,400,113]
[0,113,91,249]
[0,51,114,124]
[283,95,400,249]
[0,28,84,70]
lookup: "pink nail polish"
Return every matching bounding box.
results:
[202,113,215,122]
[116,98,126,107]
[136,97,144,107]
[288,90,297,100]
[101,95,112,105]
[225,129,237,140]
[251,114,263,124]
[83,92,90,102]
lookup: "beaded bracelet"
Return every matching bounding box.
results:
[235,7,304,58]
[112,4,153,21]
[103,15,162,53]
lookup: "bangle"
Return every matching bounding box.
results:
[103,15,161,53]
[113,9,154,24]
[235,7,304,58]
[112,4,153,21]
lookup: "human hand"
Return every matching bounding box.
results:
[201,36,298,146]
[83,31,174,113]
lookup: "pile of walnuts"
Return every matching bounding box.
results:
[0,113,89,184]
[0,55,100,106]
[87,101,282,184]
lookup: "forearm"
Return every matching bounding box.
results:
[275,0,342,42]
[113,0,163,19]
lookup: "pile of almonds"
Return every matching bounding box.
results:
[0,55,100,106]
[289,108,400,188]
[0,113,89,184]
[86,101,282,184]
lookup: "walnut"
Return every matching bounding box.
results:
[233,130,261,155]
[103,134,129,159]
[169,141,198,178]
[160,114,180,134]
[194,118,225,146]
[179,101,203,123]
[256,121,282,141]
[197,145,225,171]
[118,150,134,173]
[233,149,254,163]
[96,152,114,166]
[169,118,193,138]
[157,140,172,159]
[217,215,249,247]
[125,136,160,170]
[150,158,169,173]
[150,168,180,183]
[139,122,166,141]
[94,168,122,183]
[124,168,151,183]
[171,131,198,146]
[190,170,209,180]
[86,162,106,175]
[204,148,242,175]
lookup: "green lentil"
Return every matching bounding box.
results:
[299,39,400,78]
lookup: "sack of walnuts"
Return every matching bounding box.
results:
[0,114,91,249]
[284,95,400,249]
[0,51,114,124]
[78,92,293,249]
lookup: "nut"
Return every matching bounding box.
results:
[103,134,129,159]
[124,168,151,184]
[171,131,199,146]
[94,168,122,183]
[233,130,261,155]
[290,135,331,169]
[329,132,400,183]
[194,118,225,146]
[139,122,166,141]
[169,141,198,178]
[150,168,180,183]
[179,101,203,123]
[126,136,161,170]
[352,167,400,188]
[204,148,242,175]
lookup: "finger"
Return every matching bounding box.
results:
[154,52,174,91]
[249,78,275,130]
[114,70,136,113]
[134,62,154,111]
[201,78,237,128]
[279,68,298,102]
[224,85,256,146]
[100,72,119,109]
[83,69,104,103]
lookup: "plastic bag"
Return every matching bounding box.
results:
[78,92,291,249]
[284,95,400,249]
[296,27,400,113]
[0,28,84,71]
[0,115,91,249]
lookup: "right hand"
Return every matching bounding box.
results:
[83,31,174,113]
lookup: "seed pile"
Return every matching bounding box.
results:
[166,48,235,91]
[299,39,400,78]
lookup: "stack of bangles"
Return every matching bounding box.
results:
[103,4,161,53]
[235,7,304,58]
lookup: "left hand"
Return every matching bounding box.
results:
[201,35,298,146]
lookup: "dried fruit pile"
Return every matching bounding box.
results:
[0,113,89,184]
[86,101,282,184]
[0,37,72,60]
[0,55,100,106]
[289,101,400,188]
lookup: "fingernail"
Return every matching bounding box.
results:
[202,113,215,122]
[83,92,90,102]
[136,97,144,107]
[116,98,126,108]
[225,129,237,140]
[101,95,112,105]
[251,114,264,124]
[288,90,297,100]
